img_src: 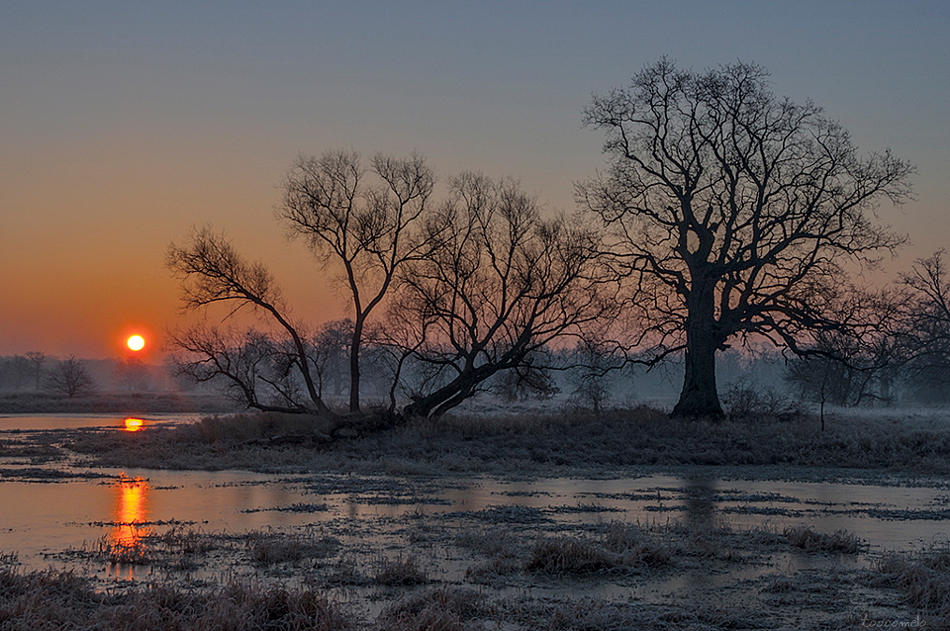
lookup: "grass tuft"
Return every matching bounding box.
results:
[875,547,950,616]
[378,586,488,631]
[524,537,619,575]
[783,526,862,553]
[373,555,429,586]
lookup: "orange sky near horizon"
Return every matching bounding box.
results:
[2,2,947,360]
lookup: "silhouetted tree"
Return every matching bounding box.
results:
[168,325,314,413]
[580,59,914,417]
[900,250,950,401]
[3,355,31,391]
[307,319,354,400]
[279,151,437,413]
[115,357,150,391]
[25,351,47,391]
[568,337,622,415]
[397,173,614,418]
[167,228,329,414]
[45,356,96,398]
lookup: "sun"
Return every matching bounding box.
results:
[126,335,146,352]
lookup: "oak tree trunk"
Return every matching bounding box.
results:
[672,279,724,418]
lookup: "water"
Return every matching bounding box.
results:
[0,414,190,432]
[2,415,950,577]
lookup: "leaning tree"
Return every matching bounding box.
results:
[395,173,614,419]
[580,59,914,417]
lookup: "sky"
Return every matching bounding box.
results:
[2,1,948,359]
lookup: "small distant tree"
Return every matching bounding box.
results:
[900,250,950,401]
[115,357,150,392]
[45,356,97,398]
[309,319,354,400]
[785,287,909,427]
[25,351,47,391]
[4,356,31,391]
[568,337,622,415]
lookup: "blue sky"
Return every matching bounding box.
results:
[2,1,948,356]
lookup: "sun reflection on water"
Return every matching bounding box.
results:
[108,474,151,577]
[122,418,144,432]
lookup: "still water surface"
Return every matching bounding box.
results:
[2,415,950,575]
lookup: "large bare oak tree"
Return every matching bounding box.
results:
[580,59,914,417]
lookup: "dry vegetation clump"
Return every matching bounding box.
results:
[874,547,950,617]
[783,526,862,554]
[245,531,340,566]
[377,586,489,631]
[456,530,523,585]
[185,412,333,444]
[373,555,429,586]
[524,537,620,575]
[600,521,674,567]
[0,566,358,631]
[153,525,219,556]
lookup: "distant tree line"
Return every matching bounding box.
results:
[168,59,934,424]
[0,352,96,398]
[0,354,169,398]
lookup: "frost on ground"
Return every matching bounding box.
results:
[2,508,947,629]
[3,405,950,628]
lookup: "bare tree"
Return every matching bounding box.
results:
[45,356,97,398]
[580,59,914,417]
[567,337,622,416]
[900,250,950,400]
[168,324,312,412]
[25,351,47,391]
[4,355,31,391]
[167,228,329,414]
[279,151,436,413]
[397,173,614,418]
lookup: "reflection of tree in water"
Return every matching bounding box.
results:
[680,474,719,596]
[108,474,151,575]
[683,474,716,532]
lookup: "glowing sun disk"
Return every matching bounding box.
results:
[126,335,145,351]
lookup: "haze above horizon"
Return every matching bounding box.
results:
[2,1,948,358]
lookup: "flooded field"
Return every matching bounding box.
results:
[3,413,950,628]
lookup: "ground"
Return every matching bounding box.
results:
[2,404,950,629]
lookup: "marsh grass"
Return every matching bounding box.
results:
[0,566,358,631]
[783,526,863,553]
[378,587,489,631]
[373,555,429,586]
[524,537,619,574]
[65,405,950,476]
[505,596,757,631]
[875,547,950,616]
[246,531,339,566]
